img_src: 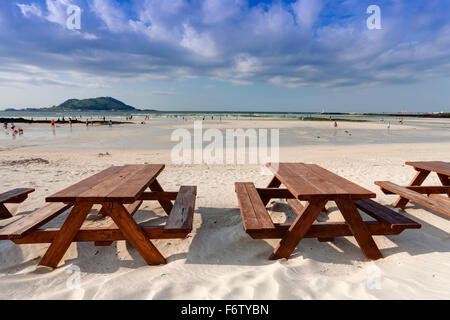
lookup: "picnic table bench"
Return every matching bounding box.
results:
[236,163,421,260]
[0,165,197,268]
[375,161,450,217]
[0,188,35,219]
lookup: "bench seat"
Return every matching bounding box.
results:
[0,188,35,219]
[0,203,72,240]
[95,186,196,246]
[235,182,275,236]
[354,199,421,231]
[375,181,450,217]
[0,188,35,204]
[164,186,197,233]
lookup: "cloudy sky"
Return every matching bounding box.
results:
[1,0,450,112]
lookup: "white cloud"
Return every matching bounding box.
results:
[16,3,43,18]
[180,24,218,57]
[291,0,324,31]
[46,0,71,27]
[90,0,127,33]
[202,0,243,24]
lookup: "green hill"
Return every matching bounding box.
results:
[46,97,138,111]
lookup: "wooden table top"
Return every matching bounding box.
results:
[46,164,165,203]
[406,161,450,176]
[266,162,376,201]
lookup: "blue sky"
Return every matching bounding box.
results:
[1,0,450,112]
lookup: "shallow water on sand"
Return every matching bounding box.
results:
[1,118,449,151]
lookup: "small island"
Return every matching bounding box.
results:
[4,97,155,112]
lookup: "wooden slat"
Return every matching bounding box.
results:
[266,163,324,200]
[236,183,260,230]
[46,166,125,202]
[0,203,72,240]
[381,186,450,195]
[246,221,406,239]
[76,165,160,203]
[406,161,450,176]
[106,165,165,202]
[235,182,275,231]
[164,186,197,232]
[138,192,179,201]
[257,188,296,200]
[13,226,191,244]
[429,194,450,205]
[354,199,421,230]
[286,198,305,215]
[376,181,450,217]
[266,163,375,200]
[0,188,35,203]
[46,165,165,203]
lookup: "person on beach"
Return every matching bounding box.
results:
[3,122,7,129]
[334,121,338,128]
[51,119,55,126]
[109,120,112,126]
[11,123,15,130]
[86,119,89,126]
[387,121,391,130]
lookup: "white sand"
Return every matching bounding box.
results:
[0,119,449,299]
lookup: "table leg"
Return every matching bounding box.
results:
[335,198,383,260]
[98,202,112,217]
[149,179,173,215]
[39,202,93,268]
[106,202,166,265]
[261,176,282,206]
[0,203,13,219]
[437,174,450,198]
[394,170,430,209]
[270,199,327,260]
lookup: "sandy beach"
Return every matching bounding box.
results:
[0,118,449,299]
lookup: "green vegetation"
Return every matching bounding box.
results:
[49,97,137,111]
[4,97,150,112]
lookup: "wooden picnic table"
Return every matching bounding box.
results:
[0,164,197,268]
[236,163,421,261]
[375,161,450,216]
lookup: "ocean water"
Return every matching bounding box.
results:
[1,115,449,151]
